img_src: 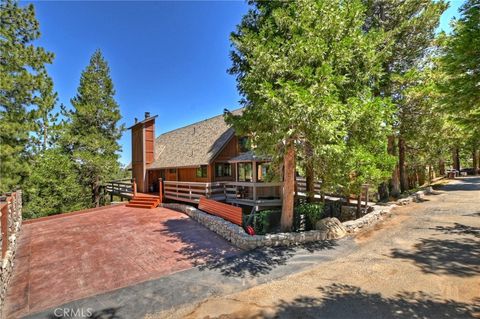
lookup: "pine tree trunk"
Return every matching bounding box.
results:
[92,176,100,207]
[399,137,408,193]
[281,141,296,232]
[453,148,460,171]
[356,193,361,219]
[472,149,478,175]
[305,141,315,203]
[428,165,433,184]
[439,159,445,176]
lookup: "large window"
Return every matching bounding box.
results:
[238,162,253,182]
[257,163,270,182]
[215,163,232,177]
[196,165,208,178]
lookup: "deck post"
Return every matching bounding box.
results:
[132,178,137,197]
[158,178,163,203]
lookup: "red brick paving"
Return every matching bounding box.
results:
[4,206,240,318]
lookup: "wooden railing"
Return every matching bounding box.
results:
[224,181,282,205]
[105,179,134,198]
[163,181,224,203]
[295,177,321,195]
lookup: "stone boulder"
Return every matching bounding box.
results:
[315,217,347,239]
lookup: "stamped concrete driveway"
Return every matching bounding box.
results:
[4,205,240,318]
[156,177,480,319]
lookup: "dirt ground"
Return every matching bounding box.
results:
[150,177,480,319]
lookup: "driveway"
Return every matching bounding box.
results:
[9,177,480,319]
[155,177,480,318]
[4,205,240,318]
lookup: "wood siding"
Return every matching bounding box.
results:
[131,125,145,192]
[144,120,155,164]
[212,136,238,182]
[131,118,156,192]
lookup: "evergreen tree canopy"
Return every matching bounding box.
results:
[0,0,54,193]
[440,0,480,128]
[24,148,89,219]
[226,0,392,229]
[63,50,124,207]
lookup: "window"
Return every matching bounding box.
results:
[196,165,208,178]
[238,136,250,153]
[215,163,232,177]
[257,163,270,182]
[169,168,177,174]
[238,162,253,182]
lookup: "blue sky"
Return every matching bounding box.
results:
[28,0,464,165]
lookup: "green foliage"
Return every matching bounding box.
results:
[440,0,480,119]
[439,0,480,152]
[251,210,278,235]
[295,202,324,229]
[23,148,89,219]
[0,0,55,193]
[61,50,125,206]
[226,0,391,228]
[227,0,386,160]
[362,0,448,194]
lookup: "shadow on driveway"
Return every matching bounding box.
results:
[437,177,480,192]
[158,218,338,278]
[273,284,479,319]
[391,220,480,277]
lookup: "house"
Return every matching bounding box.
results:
[127,110,282,210]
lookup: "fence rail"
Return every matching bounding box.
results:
[163,181,224,203]
[105,180,134,198]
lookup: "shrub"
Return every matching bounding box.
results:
[295,202,324,230]
[245,210,280,235]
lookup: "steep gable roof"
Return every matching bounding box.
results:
[147,109,242,169]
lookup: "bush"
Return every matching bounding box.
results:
[295,202,324,230]
[245,210,280,235]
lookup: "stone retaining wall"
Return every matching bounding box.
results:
[162,186,434,250]
[342,186,433,234]
[0,191,22,315]
[162,203,343,250]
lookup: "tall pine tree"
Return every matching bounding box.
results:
[63,50,124,207]
[440,0,480,173]
[227,0,389,230]
[363,0,447,195]
[0,0,54,193]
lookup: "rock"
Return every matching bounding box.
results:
[315,217,347,239]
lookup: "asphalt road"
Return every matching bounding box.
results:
[154,177,480,319]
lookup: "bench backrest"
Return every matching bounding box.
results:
[198,197,243,226]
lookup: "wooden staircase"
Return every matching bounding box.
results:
[126,195,161,209]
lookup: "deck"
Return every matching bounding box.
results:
[163,181,283,208]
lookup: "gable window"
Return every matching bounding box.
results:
[215,163,232,177]
[238,162,252,182]
[238,137,250,153]
[196,165,208,178]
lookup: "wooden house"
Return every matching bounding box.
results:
[127,111,282,209]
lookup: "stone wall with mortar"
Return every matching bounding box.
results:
[162,186,434,250]
[162,203,344,250]
[0,191,22,316]
[342,187,433,234]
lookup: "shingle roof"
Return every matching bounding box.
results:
[147,109,242,169]
[228,151,270,162]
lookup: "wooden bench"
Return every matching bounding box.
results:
[198,197,243,226]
